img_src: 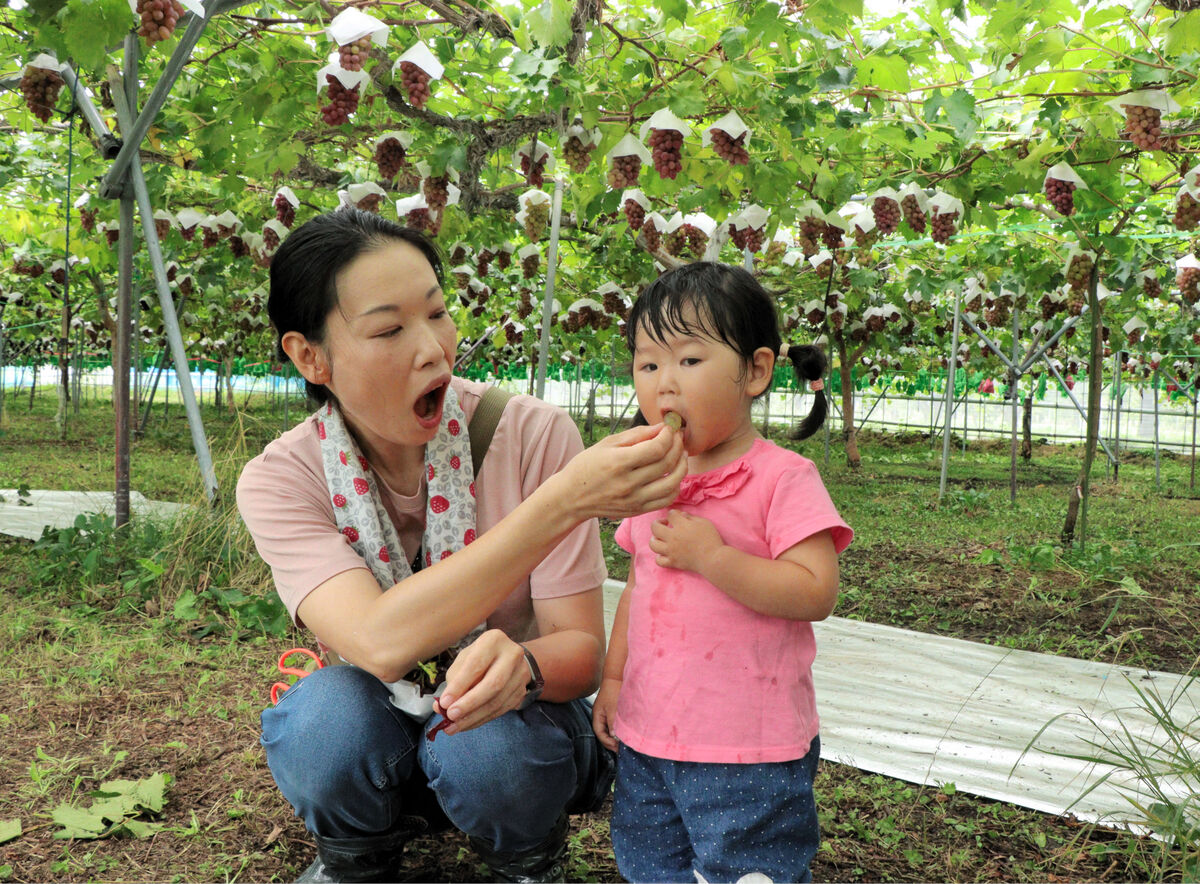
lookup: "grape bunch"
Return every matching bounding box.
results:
[79,208,97,233]
[900,194,926,233]
[229,235,250,259]
[984,298,1010,328]
[136,0,184,46]
[851,225,877,250]
[1121,104,1163,151]
[1038,292,1063,320]
[647,128,683,179]
[563,135,594,173]
[338,36,373,72]
[517,288,533,318]
[103,225,120,245]
[202,226,219,248]
[622,198,645,231]
[641,218,661,252]
[602,290,628,319]
[476,248,492,277]
[20,65,64,123]
[805,305,825,326]
[662,228,686,257]
[320,75,360,126]
[1179,266,1200,304]
[764,239,786,264]
[178,275,195,297]
[606,154,641,189]
[820,223,843,251]
[1142,273,1162,299]
[154,217,170,240]
[274,193,295,227]
[406,208,431,234]
[374,137,408,180]
[521,153,547,187]
[398,61,432,109]
[356,193,382,213]
[496,248,512,271]
[797,216,825,256]
[814,257,833,280]
[522,253,540,279]
[503,322,522,347]
[930,210,958,244]
[1044,177,1077,216]
[1174,191,1200,231]
[423,175,450,210]
[523,200,549,242]
[1066,252,1094,294]
[871,196,900,235]
[683,224,708,258]
[709,128,749,165]
[13,257,44,277]
[730,226,764,252]
[263,226,280,251]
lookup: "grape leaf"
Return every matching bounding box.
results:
[60,0,130,74]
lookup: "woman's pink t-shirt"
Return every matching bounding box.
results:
[614,437,852,764]
[236,377,607,643]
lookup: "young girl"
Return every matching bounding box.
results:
[593,261,853,884]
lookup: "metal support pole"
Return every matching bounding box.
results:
[1041,353,1117,465]
[59,66,121,159]
[1153,368,1161,490]
[1112,351,1122,481]
[1009,308,1020,505]
[939,287,963,499]
[109,62,218,501]
[535,177,565,401]
[113,39,138,528]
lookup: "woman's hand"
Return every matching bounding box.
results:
[561,424,687,521]
[432,629,530,735]
[591,677,622,752]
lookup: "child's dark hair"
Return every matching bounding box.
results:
[267,208,444,404]
[626,262,827,439]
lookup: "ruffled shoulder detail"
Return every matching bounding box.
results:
[675,455,753,506]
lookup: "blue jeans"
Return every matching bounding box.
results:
[611,737,821,884]
[261,664,610,854]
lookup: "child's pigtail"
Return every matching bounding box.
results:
[781,343,827,440]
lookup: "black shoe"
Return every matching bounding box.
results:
[296,817,426,883]
[469,813,569,883]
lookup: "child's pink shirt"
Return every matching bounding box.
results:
[614,437,852,764]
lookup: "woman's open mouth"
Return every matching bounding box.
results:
[414,379,449,428]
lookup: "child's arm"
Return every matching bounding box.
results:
[592,567,634,752]
[649,511,838,621]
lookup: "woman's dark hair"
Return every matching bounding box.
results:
[625,261,827,439]
[268,208,444,404]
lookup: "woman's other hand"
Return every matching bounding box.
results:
[432,629,530,735]
[561,424,686,521]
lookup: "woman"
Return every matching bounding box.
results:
[236,208,686,883]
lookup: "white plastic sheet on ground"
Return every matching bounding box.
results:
[603,579,1198,833]
[0,489,189,540]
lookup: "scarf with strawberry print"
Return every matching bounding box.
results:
[317,384,481,718]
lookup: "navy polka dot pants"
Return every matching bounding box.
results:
[611,736,820,883]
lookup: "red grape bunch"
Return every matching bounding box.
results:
[930,210,958,244]
[423,176,451,211]
[517,288,534,318]
[641,218,662,252]
[820,222,843,251]
[339,36,373,72]
[900,194,926,233]
[398,61,432,109]
[647,128,683,179]
[521,253,540,280]
[601,290,628,319]
[521,153,547,187]
[622,197,645,231]
[1174,190,1200,232]
[496,247,513,271]
[871,196,900,235]
[1121,104,1163,151]
[202,225,220,248]
[229,235,250,259]
[274,193,296,227]
[476,248,493,277]
[1044,177,1077,216]
[523,200,549,242]
[375,137,408,180]
[136,0,184,46]
[797,215,825,256]
[20,65,64,123]
[320,75,360,126]
[406,207,431,233]
[607,154,641,189]
[356,193,382,213]
[730,225,764,252]
[154,217,171,240]
[683,224,708,258]
[563,134,595,173]
[1065,252,1094,296]
[1142,272,1162,299]
[13,257,44,277]
[263,225,281,251]
[1179,267,1200,304]
[1038,291,1064,320]
[709,128,749,165]
[79,208,97,232]
[662,228,686,257]
[504,322,523,347]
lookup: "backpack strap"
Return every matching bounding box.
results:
[469,386,514,479]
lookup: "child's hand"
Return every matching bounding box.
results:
[591,677,622,752]
[649,510,722,573]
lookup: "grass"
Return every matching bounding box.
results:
[1,392,1198,881]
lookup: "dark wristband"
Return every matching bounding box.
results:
[517,644,544,709]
